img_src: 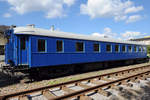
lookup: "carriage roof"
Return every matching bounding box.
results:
[13,27,146,45]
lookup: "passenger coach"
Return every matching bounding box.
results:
[4,25,148,76]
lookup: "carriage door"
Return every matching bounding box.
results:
[19,36,28,65]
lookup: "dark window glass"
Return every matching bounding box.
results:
[57,40,63,52]
[143,46,146,52]
[20,37,26,50]
[134,46,137,52]
[139,46,142,52]
[38,39,46,52]
[106,44,111,52]
[115,45,119,52]
[76,42,84,52]
[128,46,132,52]
[122,45,126,52]
[93,43,100,52]
[7,37,10,44]
[0,45,4,55]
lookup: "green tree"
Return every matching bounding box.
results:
[147,45,150,56]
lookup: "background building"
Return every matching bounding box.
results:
[131,36,150,45]
[0,25,9,55]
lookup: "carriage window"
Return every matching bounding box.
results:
[57,40,63,52]
[139,46,142,52]
[142,46,146,52]
[115,45,119,52]
[76,42,84,52]
[38,39,46,52]
[20,37,26,50]
[0,45,4,55]
[106,44,112,52]
[93,43,100,52]
[134,46,137,52]
[128,46,132,52]
[122,45,126,52]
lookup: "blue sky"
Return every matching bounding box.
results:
[0,0,149,40]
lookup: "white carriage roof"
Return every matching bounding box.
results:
[13,26,146,45]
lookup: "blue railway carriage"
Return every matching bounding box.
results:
[4,25,148,76]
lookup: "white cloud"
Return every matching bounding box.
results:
[92,27,118,39]
[92,32,106,37]
[80,0,144,22]
[5,0,76,18]
[3,13,12,18]
[63,0,75,7]
[121,31,147,39]
[126,15,142,23]
[125,6,143,14]
[92,27,147,40]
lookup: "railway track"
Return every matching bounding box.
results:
[1,65,150,100]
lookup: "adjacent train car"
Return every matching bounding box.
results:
[4,25,148,77]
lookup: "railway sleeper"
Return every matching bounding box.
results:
[78,94,93,100]
[106,74,121,78]
[142,74,150,80]
[123,82,133,87]
[101,77,114,82]
[42,89,57,100]
[138,75,146,80]
[76,82,91,89]
[132,74,148,82]
[109,74,122,79]
[96,88,112,97]
[60,85,75,93]
[90,80,103,85]
[103,83,116,90]
[113,75,125,79]
[130,78,139,83]
[18,95,28,100]
[116,79,133,87]
[112,86,123,91]
[116,72,129,77]
[87,79,103,84]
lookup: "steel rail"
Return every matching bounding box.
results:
[0,64,150,100]
[53,70,150,100]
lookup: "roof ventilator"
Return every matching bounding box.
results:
[10,25,16,29]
